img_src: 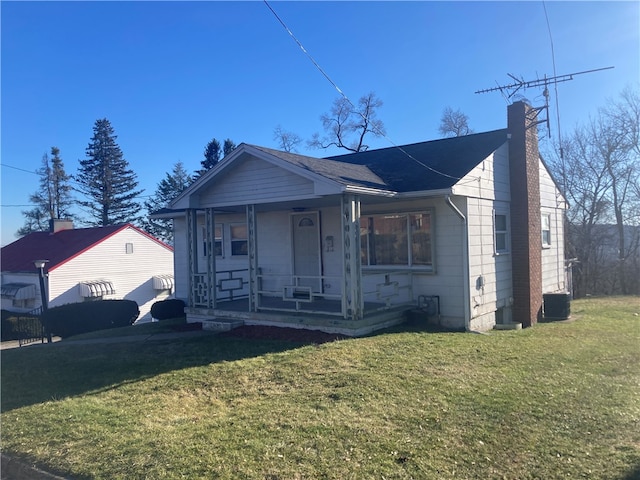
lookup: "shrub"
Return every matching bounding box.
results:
[150,299,186,320]
[43,300,139,338]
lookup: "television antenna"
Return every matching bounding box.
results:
[475,66,614,138]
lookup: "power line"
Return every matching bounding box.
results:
[263,0,462,181]
[542,1,564,159]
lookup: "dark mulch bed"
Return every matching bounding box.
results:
[220,325,349,344]
[170,321,203,332]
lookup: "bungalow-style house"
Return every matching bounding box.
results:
[154,101,568,335]
[0,221,174,322]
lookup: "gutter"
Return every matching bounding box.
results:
[445,195,471,331]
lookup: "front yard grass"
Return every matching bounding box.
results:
[1,296,639,479]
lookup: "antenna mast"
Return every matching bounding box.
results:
[475,66,614,137]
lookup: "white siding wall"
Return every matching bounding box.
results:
[361,198,467,328]
[456,144,513,331]
[540,160,567,293]
[200,158,314,206]
[452,143,510,201]
[48,227,174,321]
[173,216,189,303]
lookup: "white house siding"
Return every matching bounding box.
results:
[539,159,567,293]
[173,216,189,304]
[47,227,174,321]
[360,198,467,328]
[452,143,510,202]
[199,158,314,207]
[456,145,513,331]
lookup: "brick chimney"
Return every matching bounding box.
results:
[508,101,542,327]
[50,218,74,233]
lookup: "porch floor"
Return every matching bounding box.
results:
[186,297,414,337]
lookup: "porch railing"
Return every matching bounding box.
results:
[190,269,415,317]
[192,269,249,308]
[256,273,344,316]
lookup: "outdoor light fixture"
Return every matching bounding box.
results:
[34,259,48,270]
[33,259,51,342]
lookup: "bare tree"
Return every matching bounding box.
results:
[273,125,302,153]
[438,107,473,137]
[308,92,385,153]
[547,86,640,296]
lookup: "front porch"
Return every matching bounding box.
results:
[186,267,418,336]
[186,297,413,337]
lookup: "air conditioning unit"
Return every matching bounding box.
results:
[543,292,571,320]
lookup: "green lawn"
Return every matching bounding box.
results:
[2,297,639,479]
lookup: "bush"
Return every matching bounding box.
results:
[150,299,186,320]
[43,300,139,338]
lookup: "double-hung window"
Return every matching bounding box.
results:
[230,223,248,256]
[360,211,433,269]
[541,214,551,248]
[494,211,509,254]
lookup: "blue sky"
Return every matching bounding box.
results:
[2,1,638,246]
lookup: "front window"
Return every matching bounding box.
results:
[231,223,248,256]
[214,224,223,257]
[360,212,433,268]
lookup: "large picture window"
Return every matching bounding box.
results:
[360,212,433,268]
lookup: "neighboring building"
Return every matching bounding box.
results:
[154,101,568,335]
[1,221,174,322]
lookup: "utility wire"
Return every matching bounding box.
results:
[263,0,462,181]
[542,1,564,159]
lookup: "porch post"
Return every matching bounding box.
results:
[341,194,363,320]
[205,208,217,309]
[247,204,259,312]
[186,208,198,307]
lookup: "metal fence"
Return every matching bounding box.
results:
[16,307,45,346]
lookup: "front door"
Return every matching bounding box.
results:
[292,212,321,293]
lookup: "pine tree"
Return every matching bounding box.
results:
[223,138,236,157]
[17,147,74,237]
[141,162,192,244]
[76,119,143,226]
[195,137,236,179]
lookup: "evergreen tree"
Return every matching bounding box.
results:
[195,137,236,179]
[76,118,143,226]
[223,138,236,157]
[17,147,74,237]
[141,162,192,245]
[202,138,222,171]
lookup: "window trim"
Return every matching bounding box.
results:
[360,209,435,271]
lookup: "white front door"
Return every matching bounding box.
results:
[292,212,321,292]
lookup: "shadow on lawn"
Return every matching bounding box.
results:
[0,333,324,412]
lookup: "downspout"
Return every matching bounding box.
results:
[446,195,471,331]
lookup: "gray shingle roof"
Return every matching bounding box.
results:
[326,129,509,192]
